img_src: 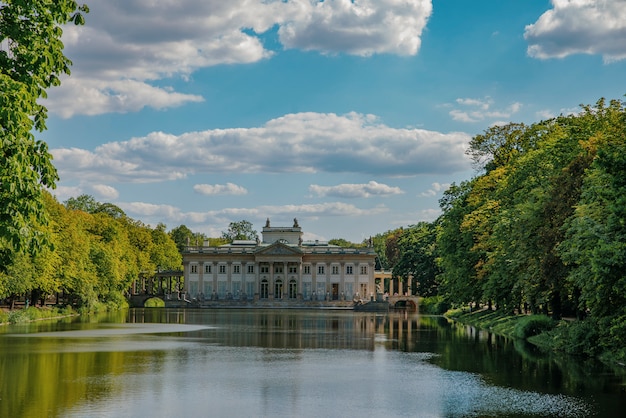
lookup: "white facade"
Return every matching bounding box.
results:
[182,220,377,302]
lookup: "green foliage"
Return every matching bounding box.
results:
[222,220,258,242]
[64,194,100,213]
[144,297,165,308]
[328,238,365,248]
[436,181,482,306]
[0,1,88,271]
[170,224,215,251]
[419,296,450,315]
[529,319,602,358]
[435,97,626,361]
[4,306,76,324]
[391,222,440,296]
[1,193,181,311]
[513,315,555,339]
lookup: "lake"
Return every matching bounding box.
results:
[1,308,624,417]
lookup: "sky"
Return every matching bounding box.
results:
[41,0,626,242]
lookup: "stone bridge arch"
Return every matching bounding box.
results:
[388,295,419,310]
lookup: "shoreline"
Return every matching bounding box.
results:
[445,308,626,369]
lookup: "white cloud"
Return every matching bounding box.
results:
[50,183,119,202]
[91,184,120,200]
[194,183,248,196]
[48,0,433,117]
[418,208,441,222]
[51,185,84,203]
[309,181,404,198]
[449,97,522,123]
[52,112,471,183]
[278,0,432,56]
[48,78,204,118]
[419,182,450,197]
[525,0,626,62]
[118,200,388,228]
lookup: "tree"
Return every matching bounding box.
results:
[169,225,195,252]
[150,224,182,271]
[0,1,88,271]
[328,238,365,248]
[436,181,482,307]
[222,220,258,242]
[391,222,440,297]
[64,195,99,213]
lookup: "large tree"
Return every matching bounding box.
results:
[391,222,439,297]
[222,220,258,242]
[0,1,88,271]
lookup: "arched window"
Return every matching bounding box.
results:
[260,279,269,299]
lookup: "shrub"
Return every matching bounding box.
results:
[144,297,165,308]
[419,296,450,315]
[514,315,556,339]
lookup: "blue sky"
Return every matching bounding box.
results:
[41,0,626,242]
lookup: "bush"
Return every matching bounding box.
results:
[144,297,165,308]
[514,315,555,339]
[419,296,450,315]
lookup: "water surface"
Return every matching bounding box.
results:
[1,309,624,417]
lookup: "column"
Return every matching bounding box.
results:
[269,262,274,299]
[212,262,218,300]
[283,262,288,298]
[311,262,317,301]
[298,260,303,300]
[227,261,232,299]
[339,262,345,301]
[198,263,204,300]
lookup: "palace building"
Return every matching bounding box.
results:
[182,219,377,303]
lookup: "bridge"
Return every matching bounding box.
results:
[387,295,419,310]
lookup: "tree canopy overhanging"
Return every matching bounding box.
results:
[0,1,89,271]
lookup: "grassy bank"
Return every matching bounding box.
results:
[0,305,78,325]
[0,299,129,325]
[445,308,556,340]
[445,308,625,367]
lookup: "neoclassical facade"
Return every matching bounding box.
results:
[182,219,377,302]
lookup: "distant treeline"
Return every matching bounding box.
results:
[0,194,181,310]
[373,98,626,361]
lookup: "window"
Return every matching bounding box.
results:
[360,265,367,275]
[261,265,269,274]
[289,266,297,274]
[318,265,325,275]
[304,265,311,274]
[219,265,227,274]
[246,281,255,298]
[332,265,339,275]
[190,264,198,274]
[233,265,240,274]
[346,265,353,275]
[274,265,283,274]
[204,264,211,274]
[247,265,254,274]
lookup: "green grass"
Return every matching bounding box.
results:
[445,309,554,340]
[1,306,76,324]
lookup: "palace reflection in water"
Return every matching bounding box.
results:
[126,308,426,351]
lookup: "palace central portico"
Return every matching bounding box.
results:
[182,219,377,305]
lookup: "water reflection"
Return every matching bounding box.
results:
[0,309,624,417]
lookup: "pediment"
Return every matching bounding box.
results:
[255,242,303,256]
